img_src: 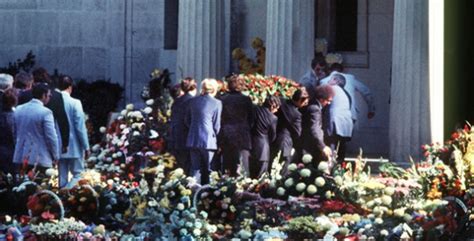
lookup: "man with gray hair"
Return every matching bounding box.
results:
[185,78,222,185]
[0,73,14,111]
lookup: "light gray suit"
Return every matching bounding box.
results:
[13,99,59,168]
[320,71,375,122]
[59,91,89,188]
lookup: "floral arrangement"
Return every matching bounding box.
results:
[314,38,344,66]
[240,74,300,105]
[232,37,266,74]
[61,185,99,223]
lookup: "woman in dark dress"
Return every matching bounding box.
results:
[0,88,17,174]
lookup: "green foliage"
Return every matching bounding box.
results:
[0,51,36,76]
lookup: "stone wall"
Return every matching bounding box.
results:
[0,0,173,104]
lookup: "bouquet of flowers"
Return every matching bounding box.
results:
[61,185,99,223]
[240,74,300,105]
[272,154,337,200]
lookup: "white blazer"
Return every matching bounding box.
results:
[60,92,89,159]
[13,99,59,167]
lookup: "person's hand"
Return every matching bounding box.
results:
[367,111,375,119]
[323,146,332,158]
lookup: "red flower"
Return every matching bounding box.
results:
[41,211,55,221]
[451,132,460,140]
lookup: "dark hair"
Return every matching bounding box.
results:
[315,84,335,100]
[32,83,50,99]
[32,67,52,84]
[263,95,281,109]
[57,75,73,91]
[311,57,327,69]
[226,74,244,92]
[1,88,17,111]
[332,73,346,87]
[329,63,344,73]
[170,83,182,99]
[292,87,309,102]
[180,77,196,93]
[14,71,33,89]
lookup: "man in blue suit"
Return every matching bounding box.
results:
[13,83,59,172]
[185,78,222,185]
[57,75,90,188]
[170,77,197,175]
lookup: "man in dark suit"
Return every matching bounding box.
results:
[272,87,309,175]
[170,77,197,175]
[250,96,280,178]
[218,75,254,177]
[297,85,334,164]
[185,78,222,185]
[17,68,70,153]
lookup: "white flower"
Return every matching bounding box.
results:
[143,107,153,114]
[403,214,412,222]
[5,215,11,223]
[315,38,328,55]
[302,154,313,164]
[221,203,229,210]
[177,203,185,210]
[284,178,294,188]
[325,191,334,199]
[238,230,252,239]
[299,168,311,177]
[318,161,329,173]
[306,184,317,195]
[99,126,107,133]
[384,187,395,196]
[380,229,389,236]
[296,183,306,192]
[120,110,127,116]
[214,190,221,196]
[193,229,202,236]
[393,208,405,217]
[288,163,297,172]
[381,195,392,206]
[374,217,383,224]
[45,168,58,177]
[126,104,134,110]
[149,130,159,139]
[119,124,126,130]
[325,53,343,65]
[315,177,326,187]
[146,99,154,105]
[92,144,101,152]
[277,187,286,196]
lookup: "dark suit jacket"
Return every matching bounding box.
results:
[18,88,70,149]
[170,93,194,150]
[251,106,277,161]
[299,99,326,161]
[0,110,15,171]
[274,98,302,158]
[218,91,254,150]
[185,94,222,150]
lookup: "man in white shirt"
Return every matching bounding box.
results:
[320,63,375,123]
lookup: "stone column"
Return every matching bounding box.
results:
[176,0,225,83]
[389,0,430,163]
[265,0,314,81]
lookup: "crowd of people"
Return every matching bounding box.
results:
[168,58,375,184]
[0,69,89,188]
[0,58,375,188]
